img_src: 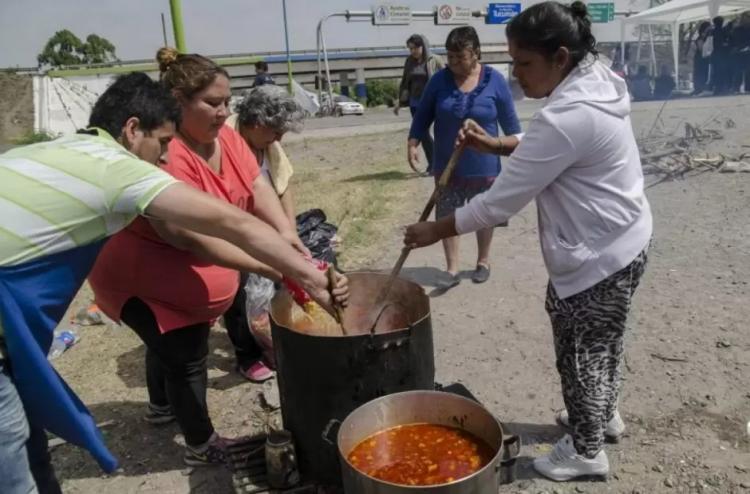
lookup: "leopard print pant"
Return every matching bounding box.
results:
[545,248,648,457]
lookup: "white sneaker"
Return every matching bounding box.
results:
[533,434,609,481]
[555,409,625,443]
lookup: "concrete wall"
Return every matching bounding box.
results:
[35,75,117,135]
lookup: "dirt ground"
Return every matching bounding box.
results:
[43,94,750,494]
[0,72,33,148]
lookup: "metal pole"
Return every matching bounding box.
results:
[320,25,335,111]
[672,21,679,86]
[169,0,187,53]
[161,13,169,46]
[620,19,626,66]
[648,24,657,76]
[316,13,347,114]
[282,0,293,94]
[636,28,643,68]
[316,18,324,111]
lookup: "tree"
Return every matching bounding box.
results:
[37,29,84,67]
[37,30,118,67]
[80,34,117,64]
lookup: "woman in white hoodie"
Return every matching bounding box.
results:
[404,1,652,482]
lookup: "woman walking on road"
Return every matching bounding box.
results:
[405,2,651,481]
[408,26,521,288]
[395,34,444,175]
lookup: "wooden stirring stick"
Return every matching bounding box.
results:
[368,141,467,332]
[326,265,347,335]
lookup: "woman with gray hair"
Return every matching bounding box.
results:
[224,85,306,382]
[227,84,304,223]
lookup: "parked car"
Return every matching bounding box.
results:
[334,95,364,116]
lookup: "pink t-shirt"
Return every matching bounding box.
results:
[89,126,261,332]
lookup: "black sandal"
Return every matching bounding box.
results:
[472,264,491,284]
[436,272,461,290]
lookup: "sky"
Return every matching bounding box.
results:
[0,0,648,68]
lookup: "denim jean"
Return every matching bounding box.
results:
[0,359,62,494]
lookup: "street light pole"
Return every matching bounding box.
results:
[282,0,293,94]
[161,13,169,47]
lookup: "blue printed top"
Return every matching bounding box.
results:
[409,65,521,179]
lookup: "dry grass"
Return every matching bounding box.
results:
[284,130,425,269]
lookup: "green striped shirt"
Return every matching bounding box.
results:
[0,129,177,338]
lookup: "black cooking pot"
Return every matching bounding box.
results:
[270,272,435,485]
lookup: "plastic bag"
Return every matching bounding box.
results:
[244,273,276,318]
[244,274,276,363]
[296,209,339,265]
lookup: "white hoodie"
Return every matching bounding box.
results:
[455,59,652,298]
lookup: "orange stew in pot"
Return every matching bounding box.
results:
[347,423,495,486]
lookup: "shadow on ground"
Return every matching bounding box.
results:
[51,401,234,493]
[115,330,248,392]
[342,170,418,183]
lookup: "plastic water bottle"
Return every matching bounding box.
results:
[48,330,78,360]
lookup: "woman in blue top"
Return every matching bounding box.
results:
[408,26,522,287]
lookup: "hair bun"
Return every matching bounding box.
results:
[570,1,588,19]
[156,46,180,73]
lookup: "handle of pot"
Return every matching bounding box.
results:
[367,317,415,351]
[321,418,341,447]
[497,434,522,485]
[501,435,521,465]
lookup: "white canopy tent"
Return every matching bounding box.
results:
[620,0,750,84]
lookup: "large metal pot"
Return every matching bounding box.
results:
[334,390,519,493]
[270,272,435,486]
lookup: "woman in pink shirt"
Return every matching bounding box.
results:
[89,48,325,466]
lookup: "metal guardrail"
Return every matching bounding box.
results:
[10,43,510,78]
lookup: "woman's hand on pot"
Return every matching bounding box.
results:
[404,221,441,248]
[457,119,503,155]
[304,270,349,315]
[329,271,349,307]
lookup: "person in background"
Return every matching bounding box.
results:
[711,16,731,94]
[405,1,651,481]
[408,26,521,288]
[224,84,304,379]
[731,12,750,93]
[0,72,346,494]
[89,49,346,467]
[629,65,653,101]
[395,34,444,175]
[692,21,712,95]
[653,64,676,99]
[253,61,275,87]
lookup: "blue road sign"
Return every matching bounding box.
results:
[486,3,521,24]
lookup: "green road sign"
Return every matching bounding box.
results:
[587,2,614,23]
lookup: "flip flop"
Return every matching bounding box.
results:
[436,272,460,290]
[472,264,491,284]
